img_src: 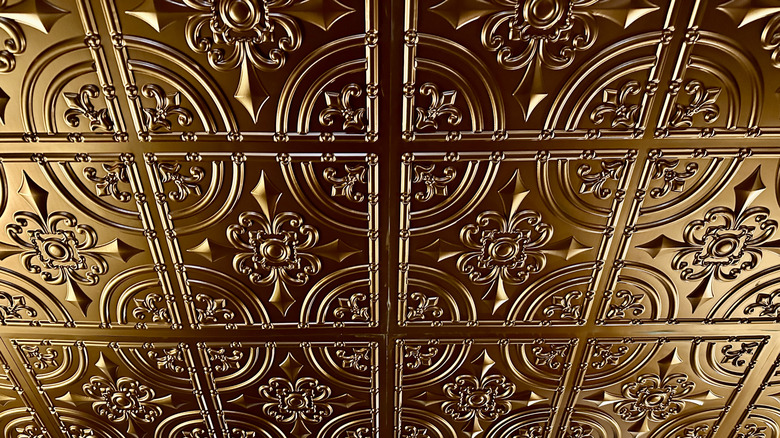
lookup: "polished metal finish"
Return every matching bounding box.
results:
[0,0,777,437]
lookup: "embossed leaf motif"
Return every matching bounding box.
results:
[0,172,142,316]
[404,344,438,370]
[606,289,645,319]
[207,347,243,372]
[590,343,628,369]
[0,291,36,322]
[412,164,456,202]
[323,164,366,202]
[415,82,462,130]
[20,345,58,369]
[141,84,193,131]
[63,85,114,132]
[132,293,171,325]
[744,290,780,317]
[542,290,582,320]
[148,347,187,374]
[721,342,758,367]
[319,83,366,131]
[194,293,235,323]
[84,162,132,203]
[649,158,698,199]
[158,162,205,202]
[406,292,443,321]
[577,159,625,200]
[14,423,48,438]
[669,80,721,128]
[335,347,370,372]
[591,80,642,128]
[402,425,432,438]
[532,343,568,369]
[334,292,370,321]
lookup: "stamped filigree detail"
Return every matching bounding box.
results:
[0,172,141,315]
[404,344,438,370]
[745,290,780,317]
[193,293,235,323]
[63,85,113,132]
[158,162,205,202]
[649,158,698,199]
[132,293,171,325]
[152,0,356,120]
[543,290,582,320]
[616,373,695,421]
[319,83,366,131]
[721,342,758,367]
[590,343,628,369]
[577,160,626,200]
[20,345,58,369]
[0,291,36,322]
[406,292,443,321]
[333,292,370,322]
[148,347,186,374]
[431,0,657,118]
[140,84,193,131]
[669,80,720,128]
[412,164,456,202]
[420,172,590,313]
[207,347,243,372]
[415,82,462,130]
[532,342,568,369]
[591,80,642,128]
[323,164,366,203]
[335,347,370,372]
[84,162,132,203]
[606,290,645,319]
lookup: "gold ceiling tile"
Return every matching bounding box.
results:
[0,154,178,329]
[655,0,780,139]
[145,152,378,329]
[566,336,768,438]
[12,339,210,437]
[402,0,673,141]
[399,150,633,327]
[601,150,780,324]
[395,338,575,438]
[197,340,378,438]
[104,0,378,141]
[0,0,127,142]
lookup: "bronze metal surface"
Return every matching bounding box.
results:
[0,0,778,437]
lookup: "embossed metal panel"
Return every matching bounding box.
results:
[0,0,780,437]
